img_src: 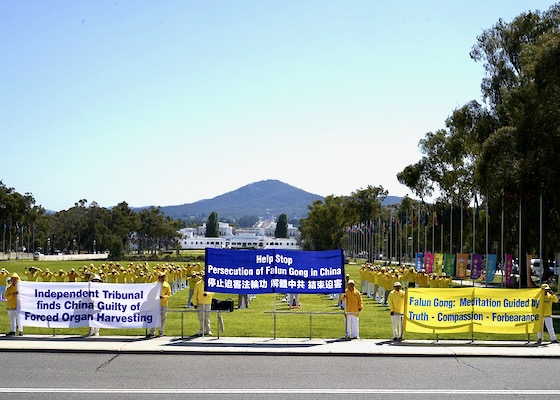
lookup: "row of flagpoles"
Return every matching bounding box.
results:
[342,194,546,288]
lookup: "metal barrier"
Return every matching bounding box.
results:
[264,311,346,339]
[168,309,230,339]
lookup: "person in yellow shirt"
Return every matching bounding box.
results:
[382,272,393,305]
[537,284,559,345]
[23,266,42,282]
[192,274,213,336]
[146,272,172,338]
[0,268,9,301]
[54,269,67,282]
[41,268,54,282]
[187,273,200,308]
[416,269,428,288]
[67,268,79,282]
[342,280,362,339]
[438,273,452,288]
[388,281,406,341]
[5,272,23,336]
[428,274,439,288]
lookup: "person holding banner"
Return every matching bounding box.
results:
[5,272,22,336]
[537,284,559,345]
[88,274,104,337]
[342,280,362,339]
[388,281,405,341]
[147,272,172,338]
[192,274,214,336]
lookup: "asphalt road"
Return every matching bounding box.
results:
[0,352,558,399]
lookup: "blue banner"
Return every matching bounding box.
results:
[486,254,497,283]
[415,253,424,271]
[205,248,344,294]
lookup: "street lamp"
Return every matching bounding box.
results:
[47,237,50,255]
[73,239,76,254]
[93,239,96,254]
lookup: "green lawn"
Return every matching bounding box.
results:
[0,259,557,341]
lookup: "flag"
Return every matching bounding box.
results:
[424,209,429,226]
[471,253,483,280]
[486,254,497,283]
[443,253,456,277]
[463,198,471,218]
[474,195,480,220]
[433,210,438,226]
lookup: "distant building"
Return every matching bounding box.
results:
[178,220,300,250]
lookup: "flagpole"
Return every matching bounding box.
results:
[460,200,463,253]
[472,195,476,255]
[486,195,489,288]
[518,198,522,289]
[440,205,443,254]
[450,201,453,254]
[539,193,543,286]
[432,209,435,253]
[417,206,420,255]
[500,190,506,287]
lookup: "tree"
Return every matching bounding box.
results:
[205,211,220,238]
[274,213,289,238]
[398,4,560,285]
[299,196,351,251]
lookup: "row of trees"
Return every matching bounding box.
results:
[0,181,183,259]
[300,6,560,284]
[397,5,560,284]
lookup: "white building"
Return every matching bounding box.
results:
[178,221,300,250]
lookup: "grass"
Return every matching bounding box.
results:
[0,259,557,341]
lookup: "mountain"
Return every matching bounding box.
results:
[158,180,324,221]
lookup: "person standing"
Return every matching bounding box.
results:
[537,284,559,344]
[0,268,9,301]
[5,272,23,336]
[186,273,199,308]
[192,274,213,336]
[342,280,362,339]
[147,273,172,338]
[388,281,405,341]
[88,274,103,337]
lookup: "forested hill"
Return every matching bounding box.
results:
[153,180,405,222]
[158,180,324,221]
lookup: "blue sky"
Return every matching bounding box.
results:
[1,1,557,211]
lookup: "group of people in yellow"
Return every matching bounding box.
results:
[1,261,215,338]
[358,264,452,306]
[18,261,204,294]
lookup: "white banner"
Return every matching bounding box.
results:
[18,281,161,329]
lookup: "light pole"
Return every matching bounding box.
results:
[73,239,76,254]
[16,236,19,260]
[47,237,50,255]
[93,239,96,254]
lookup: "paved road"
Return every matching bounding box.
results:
[0,352,558,399]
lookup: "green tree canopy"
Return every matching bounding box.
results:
[205,211,220,238]
[274,213,289,238]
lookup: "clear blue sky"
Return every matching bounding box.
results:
[1,1,557,211]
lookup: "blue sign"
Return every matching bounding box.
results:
[205,248,344,294]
